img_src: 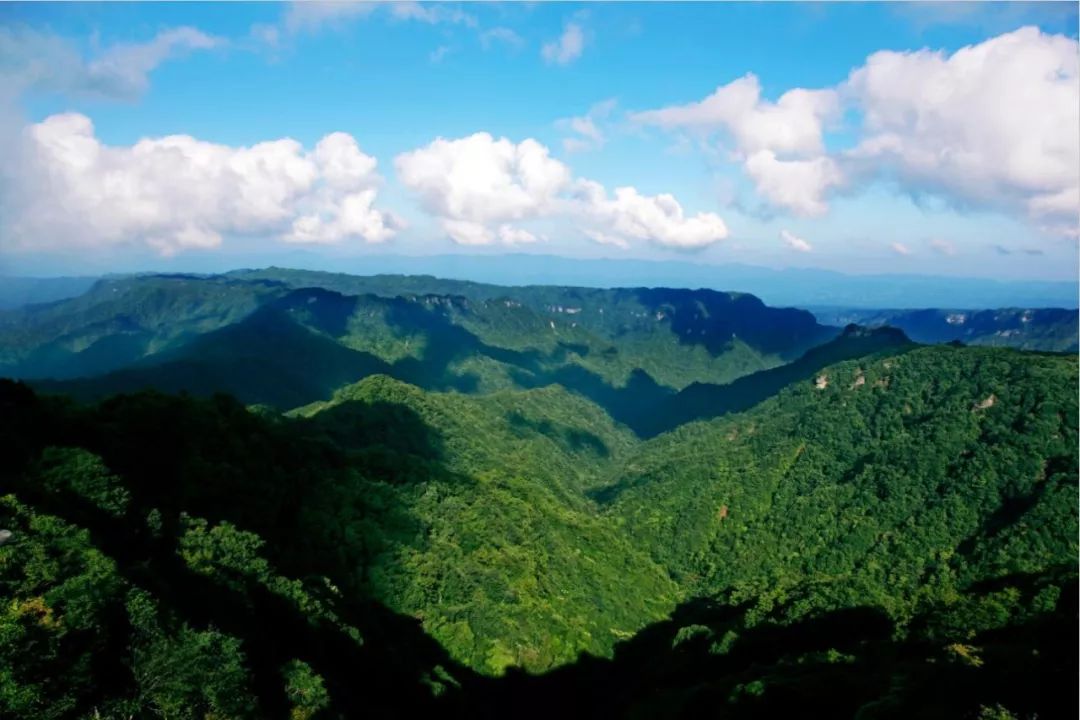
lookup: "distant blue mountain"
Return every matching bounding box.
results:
[0,276,99,309]
[3,252,1076,310]
[230,253,1078,310]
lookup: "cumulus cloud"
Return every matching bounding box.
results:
[890,242,913,256]
[395,132,728,249]
[744,151,842,217]
[632,74,842,217]
[395,132,570,230]
[557,98,616,153]
[542,23,585,65]
[630,27,1079,237]
[845,26,1079,232]
[0,114,398,255]
[0,25,222,99]
[780,229,812,253]
[573,180,729,250]
[632,74,838,156]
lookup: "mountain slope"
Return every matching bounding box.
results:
[23,276,838,428]
[294,375,677,674]
[632,324,915,438]
[0,275,284,379]
[0,339,1076,717]
[607,345,1078,619]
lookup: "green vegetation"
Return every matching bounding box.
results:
[9,272,833,402]
[0,271,1076,717]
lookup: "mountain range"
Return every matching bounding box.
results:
[0,268,1075,719]
[4,254,1077,310]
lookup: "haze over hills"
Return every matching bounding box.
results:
[809,307,1079,352]
[3,254,1077,310]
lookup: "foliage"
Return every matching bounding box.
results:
[0,272,1075,717]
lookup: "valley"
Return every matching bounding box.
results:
[0,270,1075,718]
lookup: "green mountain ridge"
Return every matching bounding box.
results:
[18,275,837,425]
[0,270,1076,718]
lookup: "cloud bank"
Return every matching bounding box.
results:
[395,132,728,249]
[634,27,1079,235]
[2,114,398,255]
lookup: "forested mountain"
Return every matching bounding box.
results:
[2,346,1076,718]
[7,272,834,419]
[810,307,1079,352]
[1,270,1076,718]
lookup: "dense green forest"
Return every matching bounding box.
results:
[0,271,1076,718]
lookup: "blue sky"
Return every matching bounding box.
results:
[0,1,1077,280]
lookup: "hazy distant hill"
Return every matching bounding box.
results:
[0,275,99,309]
[231,254,1079,308]
[809,306,1078,352]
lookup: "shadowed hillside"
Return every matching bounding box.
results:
[1,338,1076,718]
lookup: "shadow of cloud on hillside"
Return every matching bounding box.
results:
[307,399,445,461]
[630,288,834,360]
[505,410,612,458]
[634,326,918,439]
[517,365,672,435]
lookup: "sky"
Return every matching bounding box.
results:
[0,1,1077,280]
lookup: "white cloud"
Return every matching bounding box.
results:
[1,114,398,255]
[744,151,842,217]
[395,132,571,230]
[542,23,584,66]
[557,97,617,154]
[497,224,539,245]
[283,2,378,33]
[389,1,477,28]
[632,74,841,217]
[630,28,1079,237]
[281,1,476,38]
[780,229,812,253]
[481,27,525,51]
[0,25,222,99]
[890,242,913,256]
[632,74,838,157]
[557,98,616,153]
[584,230,630,250]
[845,26,1079,231]
[395,132,728,249]
[575,181,730,250]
